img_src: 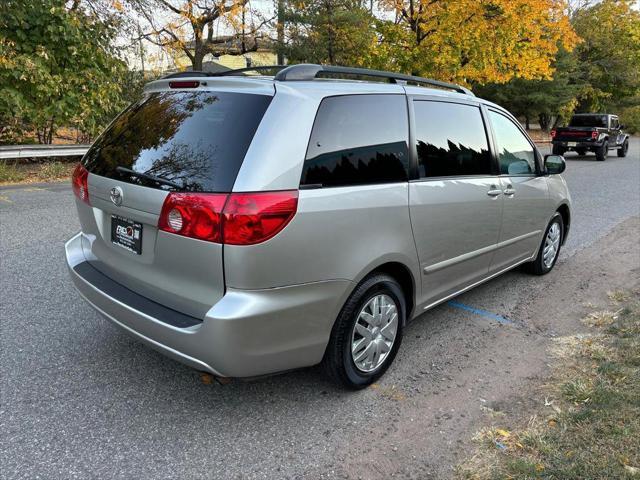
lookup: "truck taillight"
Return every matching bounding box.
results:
[591,130,598,139]
[158,191,298,245]
[71,163,90,205]
[550,129,556,138]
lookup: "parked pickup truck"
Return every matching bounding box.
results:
[551,113,629,161]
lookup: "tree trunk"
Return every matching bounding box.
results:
[538,113,550,132]
[324,1,335,64]
[241,7,246,54]
[47,117,54,144]
[192,22,205,71]
[525,115,530,131]
[192,53,204,71]
[277,0,285,64]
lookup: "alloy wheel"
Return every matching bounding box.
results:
[543,222,561,268]
[351,294,399,373]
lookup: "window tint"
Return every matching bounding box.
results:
[489,111,536,175]
[301,95,409,187]
[569,115,608,128]
[611,117,619,129]
[413,101,491,178]
[83,91,272,192]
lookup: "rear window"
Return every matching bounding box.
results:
[569,115,607,128]
[83,91,272,192]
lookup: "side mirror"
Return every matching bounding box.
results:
[620,124,625,130]
[545,154,566,175]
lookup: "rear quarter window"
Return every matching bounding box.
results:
[83,91,272,192]
[301,95,409,187]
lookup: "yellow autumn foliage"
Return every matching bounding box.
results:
[376,0,579,84]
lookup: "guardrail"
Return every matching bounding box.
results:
[0,144,90,160]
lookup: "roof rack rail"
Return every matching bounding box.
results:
[274,64,474,96]
[162,65,287,80]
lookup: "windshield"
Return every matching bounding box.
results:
[83,91,272,192]
[569,115,607,128]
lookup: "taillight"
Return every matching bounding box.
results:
[157,190,298,245]
[158,193,227,242]
[71,163,90,204]
[591,130,598,139]
[223,191,298,245]
[550,129,556,138]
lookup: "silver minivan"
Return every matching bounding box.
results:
[66,64,571,388]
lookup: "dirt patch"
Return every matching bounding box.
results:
[325,217,640,480]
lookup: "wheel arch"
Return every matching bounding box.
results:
[368,262,416,321]
[556,203,571,245]
[349,258,418,323]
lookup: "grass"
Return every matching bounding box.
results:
[0,161,27,183]
[457,290,640,479]
[0,160,76,185]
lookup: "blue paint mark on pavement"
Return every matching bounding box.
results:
[447,300,514,325]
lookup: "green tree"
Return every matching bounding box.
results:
[571,0,640,112]
[282,0,377,66]
[475,49,582,130]
[0,0,128,144]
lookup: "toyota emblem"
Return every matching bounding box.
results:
[110,186,123,206]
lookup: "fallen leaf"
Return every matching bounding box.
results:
[216,376,232,385]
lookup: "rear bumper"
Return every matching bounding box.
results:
[65,232,353,377]
[552,140,602,148]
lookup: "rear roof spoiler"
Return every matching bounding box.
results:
[161,66,288,79]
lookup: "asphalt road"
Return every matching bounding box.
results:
[1,138,639,479]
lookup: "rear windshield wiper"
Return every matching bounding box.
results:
[115,167,182,190]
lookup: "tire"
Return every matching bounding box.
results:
[322,274,405,389]
[576,148,587,156]
[526,213,564,275]
[617,139,629,157]
[596,141,608,161]
[552,144,565,155]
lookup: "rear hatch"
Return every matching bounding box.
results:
[554,127,596,142]
[76,82,273,318]
[554,114,607,142]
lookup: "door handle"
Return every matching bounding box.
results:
[503,185,516,196]
[487,186,502,197]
